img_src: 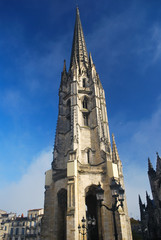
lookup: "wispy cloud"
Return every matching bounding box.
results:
[16,34,71,96]
[0,89,24,115]
[86,3,146,68]
[150,25,161,63]
[133,24,161,70]
[86,4,161,74]
[0,149,52,215]
[125,165,150,219]
[112,102,161,218]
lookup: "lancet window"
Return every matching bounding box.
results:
[67,99,71,116]
[87,149,90,163]
[83,113,88,126]
[82,96,88,109]
[83,78,86,87]
[66,99,71,131]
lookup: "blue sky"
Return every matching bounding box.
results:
[0,0,161,218]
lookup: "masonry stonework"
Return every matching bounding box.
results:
[41,8,132,240]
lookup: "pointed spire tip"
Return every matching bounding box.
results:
[139,195,142,204]
[63,59,66,72]
[148,157,154,170]
[70,7,88,70]
[89,52,94,67]
[76,7,80,15]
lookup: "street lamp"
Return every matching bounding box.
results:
[78,216,96,240]
[96,179,125,240]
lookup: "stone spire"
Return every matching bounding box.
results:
[41,8,132,240]
[112,134,120,164]
[89,52,94,67]
[70,7,89,71]
[139,194,142,206]
[156,152,161,175]
[112,134,123,179]
[139,195,145,221]
[148,157,156,177]
[63,59,67,73]
[146,191,150,202]
[146,191,154,209]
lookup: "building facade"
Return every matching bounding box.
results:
[139,153,161,240]
[0,209,43,240]
[41,8,132,240]
[0,211,16,240]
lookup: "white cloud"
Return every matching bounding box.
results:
[0,149,52,216]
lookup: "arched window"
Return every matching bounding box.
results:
[85,185,99,240]
[82,97,88,109]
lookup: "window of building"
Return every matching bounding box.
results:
[22,228,25,235]
[70,152,76,161]
[83,113,88,126]
[10,228,13,235]
[83,78,86,87]
[15,228,19,235]
[66,99,71,131]
[87,149,90,163]
[82,97,88,109]
[67,99,71,116]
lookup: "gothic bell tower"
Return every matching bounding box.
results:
[41,8,132,240]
